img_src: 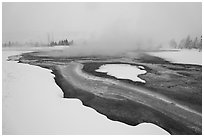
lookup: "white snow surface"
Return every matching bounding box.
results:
[138,66,145,69]
[2,50,169,135]
[96,64,147,83]
[147,49,202,65]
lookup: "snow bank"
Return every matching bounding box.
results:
[147,49,202,65]
[2,51,169,135]
[96,64,147,83]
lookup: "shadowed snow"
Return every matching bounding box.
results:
[96,64,147,83]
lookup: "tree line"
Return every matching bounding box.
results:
[49,39,74,46]
[169,35,202,51]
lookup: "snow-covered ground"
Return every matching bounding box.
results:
[3,45,69,52]
[147,49,202,65]
[96,64,147,83]
[2,50,169,135]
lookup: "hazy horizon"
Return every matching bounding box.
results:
[2,2,202,50]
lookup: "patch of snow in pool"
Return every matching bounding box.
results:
[148,49,202,65]
[96,64,147,83]
[2,51,169,135]
[138,66,145,69]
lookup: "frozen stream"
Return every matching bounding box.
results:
[2,50,169,135]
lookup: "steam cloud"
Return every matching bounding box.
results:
[3,2,202,55]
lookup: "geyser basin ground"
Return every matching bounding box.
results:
[95,64,146,83]
[3,50,170,135]
[8,49,202,135]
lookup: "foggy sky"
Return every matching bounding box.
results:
[2,2,202,49]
